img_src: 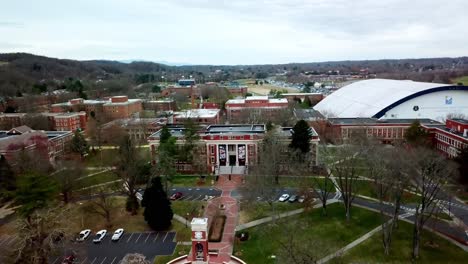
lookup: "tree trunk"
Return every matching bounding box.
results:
[412,214,421,260]
[321,199,327,216]
[63,191,69,204]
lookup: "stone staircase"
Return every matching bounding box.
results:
[218,166,246,175]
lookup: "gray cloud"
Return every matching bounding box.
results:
[1,0,467,64]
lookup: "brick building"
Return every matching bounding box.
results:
[225,96,289,121]
[0,126,73,166]
[325,118,441,144]
[102,118,167,141]
[282,93,324,105]
[51,96,142,120]
[161,79,200,98]
[0,113,26,130]
[425,119,468,158]
[142,100,177,112]
[148,124,320,174]
[45,112,87,131]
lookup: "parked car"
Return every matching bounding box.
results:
[298,195,305,203]
[76,229,91,242]
[93,230,107,243]
[111,228,124,241]
[62,254,76,264]
[288,195,298,203]
[170,192,183,200]
[278,194,290,202]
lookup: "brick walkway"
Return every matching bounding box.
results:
[182,175,244,264]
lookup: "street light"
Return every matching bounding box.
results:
[186,213,190,228]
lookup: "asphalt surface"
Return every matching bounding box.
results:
[167,186,222,201]
[50,231,177,264]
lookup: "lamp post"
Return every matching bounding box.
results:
[186,213,190,228]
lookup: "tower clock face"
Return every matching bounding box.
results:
[194,231,203,239]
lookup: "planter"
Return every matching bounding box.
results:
[208,215,227,242]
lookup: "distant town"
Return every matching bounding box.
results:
[0,53,467,264]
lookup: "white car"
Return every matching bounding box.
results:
[298,196,305,203]
[111,228,124,241]
[77,229,91,241]
[278,194,290,202]
[93,230,107,243]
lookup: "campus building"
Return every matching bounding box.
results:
[142,99,177,112]
[148,124,320,174]
[51,96,142,120]
[225,96,289,121]
[0,126,73,166]
[102,118,167,141]
[170,109,221,125]
[0,112,87,132]
[314,79,468,121]
[0,113,26,130]
[425,118,468,158]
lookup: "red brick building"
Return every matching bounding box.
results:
[148,124,320,174]
[143,100,177,112]
[0,126,73,166]
[282,93,324,105]
[51,96,142,120]
[225,96,289,121]
[45,112,87,131]
[425,119,468,158]
[102,118,167,142]
[0,113,26,130]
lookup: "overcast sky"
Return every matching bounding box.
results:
[1,0,467,65]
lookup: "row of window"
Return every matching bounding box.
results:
[435,133,467,150]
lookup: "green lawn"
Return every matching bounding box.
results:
[234,203,382,263]
[453,75,468,85]
[154,245,191,264]
[171,201,206,219]
[355,180,421,204]
[84,148,150,167]
[336,220,467,263]
[239,201,304,224]
[76,171,119,188]
[171,175,216,187]
[277,176,334,191]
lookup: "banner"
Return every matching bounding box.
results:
[238,145,246,166]
[219,145,226,166]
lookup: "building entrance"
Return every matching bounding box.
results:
[229,155,236,166]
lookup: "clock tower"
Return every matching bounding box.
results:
[191,217,209,263]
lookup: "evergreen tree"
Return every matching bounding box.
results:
[159,125,172,143]
[404,121,430,147]
[180,120,200,162]
[16,171,58,220]
[289,120,311,154]
[142,177,173,231]
[454,147,468,185]
[0,155,16,200]
[71,130,89,157]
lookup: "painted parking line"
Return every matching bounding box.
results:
[163,232,169,242]
[79,257,87,264]
[51,257,60,264]
[110,257,117,264]
[99,257,107,264]
[165,232,176,242]
[134,233,143,243]
[153,232,160,242]
[90,257,97,264]
[126,233,134,243]
[192,195,202,201]
[144,233,151,243]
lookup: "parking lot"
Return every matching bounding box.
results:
[50,231,177,264]
[169,187,221,201]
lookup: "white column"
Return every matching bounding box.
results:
[235,144,239,166]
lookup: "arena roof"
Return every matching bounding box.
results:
[313,79,453,118]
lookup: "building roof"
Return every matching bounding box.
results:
[226,96,288,105]
[204,124,265,134]
[294,109,325,121]
[328,117,441,126]
[174,109,220,119]
[314,79,452,118]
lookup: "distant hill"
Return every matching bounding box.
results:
[1,52,467,98]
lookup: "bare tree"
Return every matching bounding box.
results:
[12,206,74,264]
[115,134,143,215]
[410,147,458,260]
[86,188,116,228]
[53,159,85,204]
[119,253,150,264]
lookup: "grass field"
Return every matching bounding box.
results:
[171,175,216,187]
[238,201,304,224]
[234,78,297,95]
[336,220,467,263]
[233,203,382,263]
[453,75,468,85]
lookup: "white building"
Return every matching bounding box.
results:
[314,79,468,121]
